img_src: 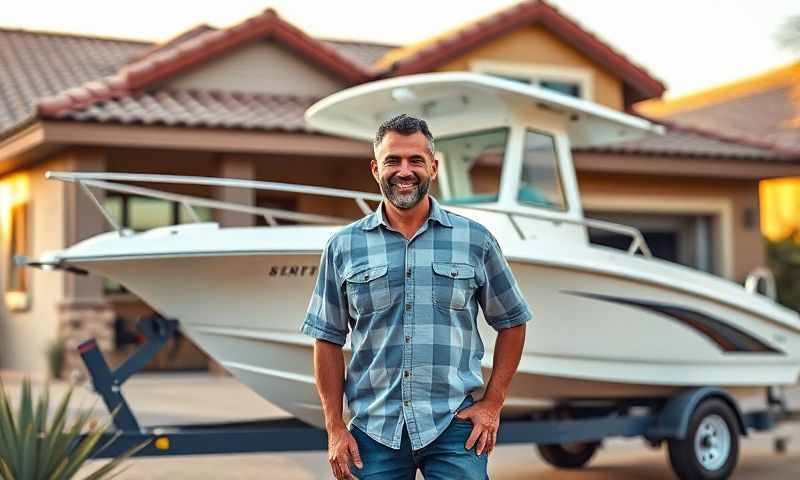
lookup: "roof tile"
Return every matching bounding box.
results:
[577,121,799,161]
[0,28,146,134]
[56,89,316,132]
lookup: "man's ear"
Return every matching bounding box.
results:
[370,159,380,182]
[430,157,439,181]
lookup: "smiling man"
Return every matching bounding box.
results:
[301,114,532,480]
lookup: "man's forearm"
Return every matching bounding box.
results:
[483,324,526,405]
[313,339,347,431]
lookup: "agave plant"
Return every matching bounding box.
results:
[0,378,147,479]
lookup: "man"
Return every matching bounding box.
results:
[301,114,531,479]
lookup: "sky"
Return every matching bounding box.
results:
[2,0,799,98]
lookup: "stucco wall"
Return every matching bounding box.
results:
[434,25,625,110]
[0,155,68,374]
[165,41,346,96]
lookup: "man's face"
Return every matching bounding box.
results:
[371,131,438,210]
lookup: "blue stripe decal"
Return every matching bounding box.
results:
[562,290,784,354]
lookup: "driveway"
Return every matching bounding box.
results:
[2,372,798,479]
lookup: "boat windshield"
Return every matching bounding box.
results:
[518,129,567,211]
[434,128,508,205]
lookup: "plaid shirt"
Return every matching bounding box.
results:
[301,197,532,450]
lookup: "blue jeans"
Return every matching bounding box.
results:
[349,397,489,480]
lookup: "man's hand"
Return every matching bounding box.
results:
[455,398,503,456]
[327,423,363,479]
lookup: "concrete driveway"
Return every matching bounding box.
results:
[2,372,799,479]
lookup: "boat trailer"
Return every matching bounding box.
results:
[82,314,797,478]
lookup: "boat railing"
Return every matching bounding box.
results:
[745,267,777,300]
[45,171,651,257]
[46,171,383,231]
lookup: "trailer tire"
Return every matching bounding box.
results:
[667,398,740,480]
[536,442,599,469]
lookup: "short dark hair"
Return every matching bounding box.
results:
[373,114,434,154]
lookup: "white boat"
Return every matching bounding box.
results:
[32,73,800,428]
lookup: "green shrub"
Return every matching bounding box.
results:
[0,378,147,479]
[45,342,65,381]
[765,231,800,312]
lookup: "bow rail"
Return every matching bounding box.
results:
[46,171,651,257]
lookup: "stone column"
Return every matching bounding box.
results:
[213,155,257,227]
[57,299,115,376]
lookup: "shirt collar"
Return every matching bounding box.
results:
[361,196,453,231]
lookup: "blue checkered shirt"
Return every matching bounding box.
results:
[301,197,532,450]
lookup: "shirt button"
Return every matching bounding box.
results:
[405,336,411,343]
[406,268,412,278]
[405,303,411,311]
[451,270,458,277]
[404,400,410,407]
[404,370,411,378]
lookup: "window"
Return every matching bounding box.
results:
[540,80,581,98]
[255,196,298,226]
[103,194,213,232]
[5,202,30,310]
[129,197,173,231]
[518,130,567,211]
[493,74,532,85]
[491,73,581,98]
[434,128,508,205]
[471,60,592,100]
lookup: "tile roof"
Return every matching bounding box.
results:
[652,86,800,153]
[576,121,800,161]
[0,26,390,137]
[374,0,665,105]
[636,62,800,153]
[115,9,372,88]
[0,8,794,163]
[130,24,394,70]
[33,9,372,120]
[53,89,315,132]
[127,24,217,63]
[0,28,147,135]
[322,40,396,69]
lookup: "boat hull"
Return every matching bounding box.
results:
[75,252,800,427]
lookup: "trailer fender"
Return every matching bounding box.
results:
[645,387,747,441]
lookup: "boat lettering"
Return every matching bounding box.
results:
[268,265,318,277]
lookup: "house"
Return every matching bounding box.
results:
[637,62,800,241]
[2,0,798,375]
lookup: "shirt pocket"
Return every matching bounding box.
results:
[432,262,477,311]
[345,264,391,317]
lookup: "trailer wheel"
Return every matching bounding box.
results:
[536,442,599,469]
[667,398,740,480]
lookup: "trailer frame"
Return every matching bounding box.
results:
[81,313,797,477]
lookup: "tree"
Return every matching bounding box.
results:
[765,230,800,313]
[776,15,800,54]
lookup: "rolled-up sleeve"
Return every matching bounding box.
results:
[301,238,350,345]
[477,233,533,331]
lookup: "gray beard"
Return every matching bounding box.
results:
[381,175,431,210]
